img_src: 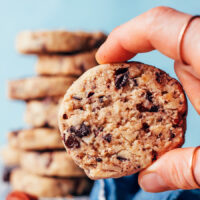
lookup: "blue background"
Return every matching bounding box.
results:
[0,0,199,147]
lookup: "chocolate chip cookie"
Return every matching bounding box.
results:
[8,76,76,100]
[58,62,187,179]
[11,169,93,197]
[36,49,97,76]
[1,145,20,166]
[8,128,63,150]
[20,151,85,177]
[16,30,106,54]
[24,97,62,128]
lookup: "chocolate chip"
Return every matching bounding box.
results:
[155,71,165,84]
[142,122,150,133]
[115,68,128,75]
[76,123,91,138]
[103,134,112,143]
[43,122,50,128]
[157,133,162,138]
[79,64,85,73]
[12,130,19,137]
[41,44,47,52]
[152,150,157,161]
[136,103,149,112]
[72,96,82,100]
[87,92,94,98]
[136,103,159,112]
[133,78,138,86]
[96,158,102,162]
[169,131,175,140]
[162,91,168,95]
[115,73,129,89]
[65,135,80,148]
[182,111,187,118]
[149,105,159,112]
[3,166,14,182]
[146,91,153,102]
[99,96,104,103]
[69,126,76,133]
[115,68,129,89]
[116,156,127,161]
[122,96,129,102]
[138,114,143,119]
[69,123,91,138]
[63,113,68,120]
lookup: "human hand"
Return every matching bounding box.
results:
[96,6,200,192]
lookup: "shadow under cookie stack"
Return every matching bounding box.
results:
[2,30,106,198]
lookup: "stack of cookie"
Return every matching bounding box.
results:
[3,30,106,198]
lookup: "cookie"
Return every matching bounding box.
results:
[24,97,61,128]
[36,49,98,76]
[8,76,76,100]
[11,169,93,197]
[16,30,106,54]
[1,145,20,166]
[8,128,63,150]
[20,151,85,177]
[58,62,187,179]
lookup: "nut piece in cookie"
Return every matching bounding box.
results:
[59,62,187,179]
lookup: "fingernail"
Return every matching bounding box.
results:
[140,173,170,192]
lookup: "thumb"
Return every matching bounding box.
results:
[138,147,200,192]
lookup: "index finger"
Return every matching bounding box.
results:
[96,6,198,66]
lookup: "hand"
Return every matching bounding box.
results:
[96,6,200,192]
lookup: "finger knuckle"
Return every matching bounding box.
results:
[147,6,175,24]
[150,6,174,16]
[145,6,176,39]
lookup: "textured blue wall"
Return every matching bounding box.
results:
[0,0,199,147]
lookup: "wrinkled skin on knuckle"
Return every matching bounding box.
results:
[145,6,175,40]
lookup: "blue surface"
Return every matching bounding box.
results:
[0,0,199,148]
